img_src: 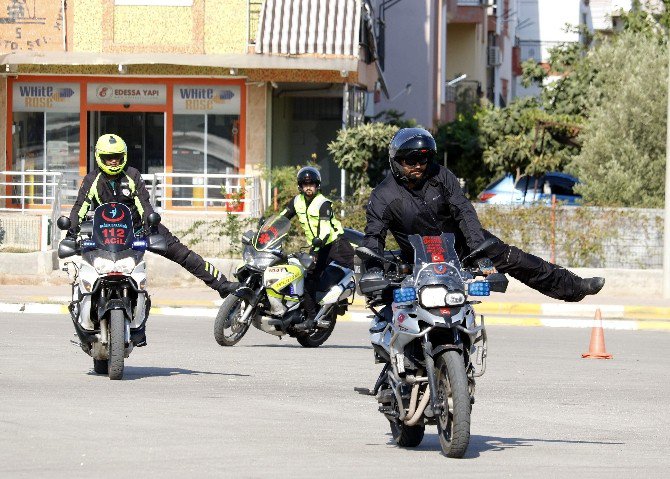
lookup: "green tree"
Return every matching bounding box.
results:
[476,97,579,180]
[327,122,399,191]
[569,31,668,207]
[433,112,491,197]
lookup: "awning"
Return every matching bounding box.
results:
[255,0,361,57]
[0,51,358,72]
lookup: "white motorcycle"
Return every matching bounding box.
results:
[57,202,166,380]
[356,234,508,458]
[214,214,356,348]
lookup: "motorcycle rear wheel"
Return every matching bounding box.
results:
[214,295,251,346]
[93,359,108,375]
[108,310,125,380]
[436,350,471,458]
[295,316,336,348]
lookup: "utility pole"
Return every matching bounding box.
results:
[664,47,670,298]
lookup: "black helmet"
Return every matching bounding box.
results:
[297,166,321,188]
[388,128,437,181]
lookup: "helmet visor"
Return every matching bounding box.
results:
[396,148,434,166]
[99,153,124,164]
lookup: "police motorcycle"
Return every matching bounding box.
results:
[355,234,508,458]
[214,214,355,348]
[56,202,167,380]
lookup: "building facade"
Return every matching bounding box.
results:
[1,0,381,212]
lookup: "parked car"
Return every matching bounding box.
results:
[477,172,582,205]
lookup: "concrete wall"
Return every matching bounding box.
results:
[71,0,247,54]
[373,0,436,128]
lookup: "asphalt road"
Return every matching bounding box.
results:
[1,313,669,478]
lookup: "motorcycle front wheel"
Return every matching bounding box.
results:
[436,350,471,458]
[108,310,125,380]
[214,295,251,346]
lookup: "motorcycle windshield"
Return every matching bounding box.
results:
[91,203,134,252]
[254,215,290,251]
[409,233,464,287]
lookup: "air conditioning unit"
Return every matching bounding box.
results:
[487,46,502,66]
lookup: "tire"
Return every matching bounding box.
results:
[108,310,125,380]
[390,420,425,447]
[436,350,471,458]
[214,295,251,346]
[296,315,336,348]
[93,359,108,375]
[387,384,424,447]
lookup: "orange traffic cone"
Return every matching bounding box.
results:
[582,309,613,359]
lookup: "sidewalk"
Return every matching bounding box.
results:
[1,282,668,330]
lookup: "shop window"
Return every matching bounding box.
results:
[11,81,81,207]
[172,84,241,208]
[12,112,80,206]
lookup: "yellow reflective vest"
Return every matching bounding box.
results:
[291,193,343,248]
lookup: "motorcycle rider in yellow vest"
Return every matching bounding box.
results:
[279,167,355,330]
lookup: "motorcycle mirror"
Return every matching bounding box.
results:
[486,273,509,293]
[462,238,500,265]
[147,212,161,227]
[56,216,71,231]
[241,230,254,246]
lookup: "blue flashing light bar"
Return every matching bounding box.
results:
[132,239,148,251]
[468,281,490,296]
[393,287,416,303]
[81,239,96,250]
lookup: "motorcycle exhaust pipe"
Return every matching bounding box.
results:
[404,385,431,426]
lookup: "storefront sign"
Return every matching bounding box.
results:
[173,85,240,114]
[13,82,80,112]
[88,83,166,105]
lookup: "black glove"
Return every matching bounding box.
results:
[217,281,242,298]
[476,258,497,276]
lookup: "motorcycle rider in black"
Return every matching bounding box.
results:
[279,167,355,330]
[360,128,605,307]
[67,134,240,298]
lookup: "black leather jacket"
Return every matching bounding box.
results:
[361,163,486,266]
[68,166,153,235]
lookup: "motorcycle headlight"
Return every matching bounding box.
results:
[419,286,448,308]
[445,291,465,306]
[419,286,466,308]
[93,257,115,274]
[92,256,136,274]
[115,256,136,274]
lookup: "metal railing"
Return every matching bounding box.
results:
[457,0,484,6]
[144,173,262,217]
[3,171,262,217]
[1,170,63,212]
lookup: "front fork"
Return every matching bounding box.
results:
[421,335,443,415]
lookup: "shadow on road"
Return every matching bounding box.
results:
[379,432,624,458]
[88,366,251,380]
[246,343,372,350]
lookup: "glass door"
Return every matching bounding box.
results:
[88,111,165,174]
